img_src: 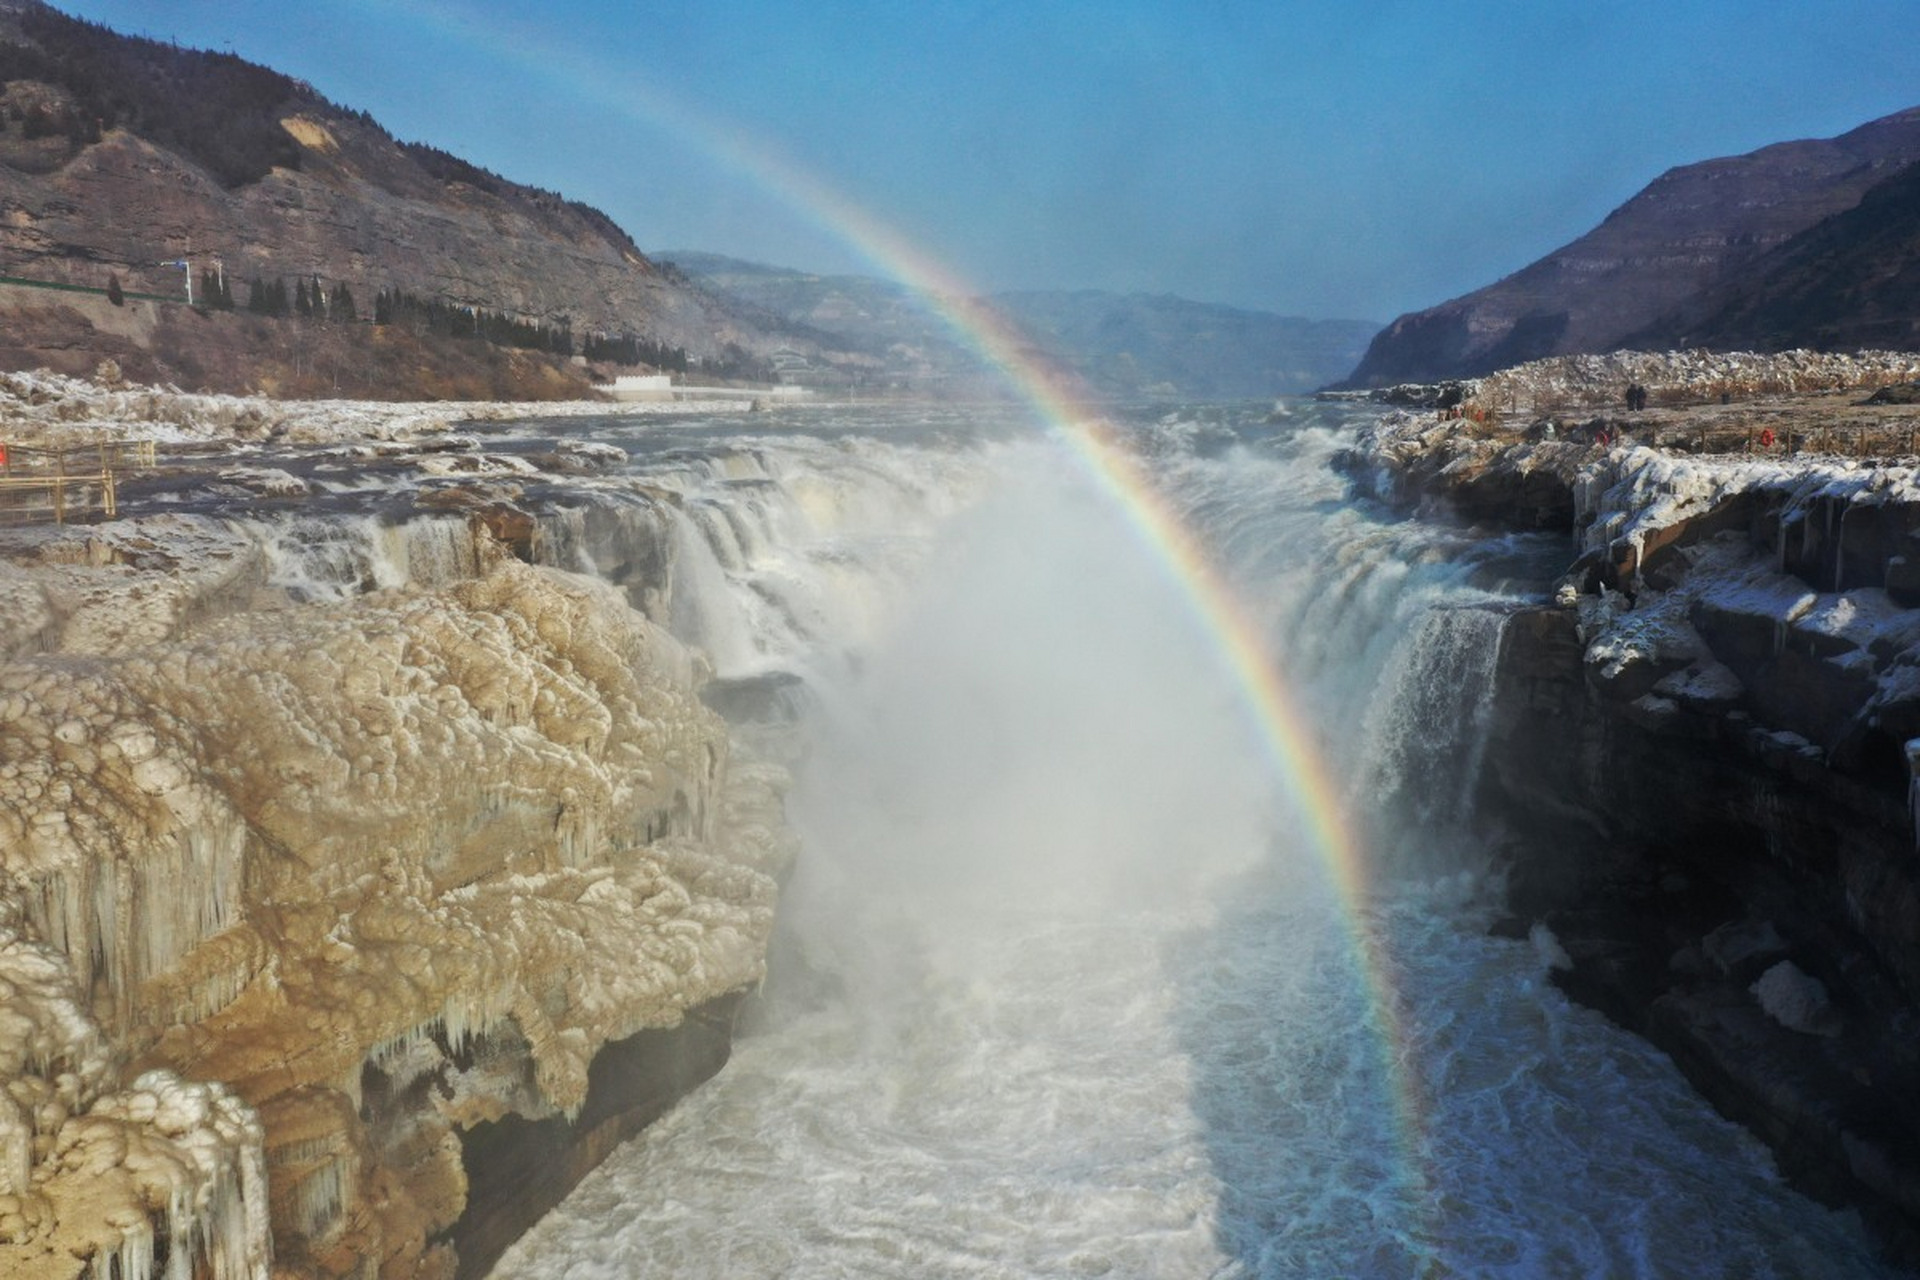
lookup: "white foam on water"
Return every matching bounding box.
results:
[488,403,1896,1279]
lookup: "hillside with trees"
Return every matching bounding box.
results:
[0,0,826,396]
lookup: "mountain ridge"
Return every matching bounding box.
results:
[661,250,1380,399]
[1626,155,1920,354]
[1342,106,1920,388]
[0,1,824,395]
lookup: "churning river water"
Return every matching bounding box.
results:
[474,401,1894,1279]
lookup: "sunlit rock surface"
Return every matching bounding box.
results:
[0,505,787,1278]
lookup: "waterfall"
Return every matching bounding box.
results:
[494,401,1895,1280]
[1354,603,1509,835]
[666,504,760,676]
[230,513,485,602]
[15,399,1889,1279]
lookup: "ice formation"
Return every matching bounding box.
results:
[0,531,784,1276]
[1574,441,1920,576]
[0,367,725,449]
[0,910,269,1280]
[1475,348,1920,413]
[1751,960,1842,1037]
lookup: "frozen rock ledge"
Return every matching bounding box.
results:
[0,543,792,1278]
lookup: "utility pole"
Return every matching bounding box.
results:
[159,258,191,305]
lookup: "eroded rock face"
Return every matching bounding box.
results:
[1369,388,1920,1260]
[1486,605,1920,1257]
[439,994,743,1280]
[0,545,790,1278]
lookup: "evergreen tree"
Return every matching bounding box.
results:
[246,277,268,314]
[294,278,311,318]
[198,268,232,310]
[331,282,356,323]
[105,272,123,306]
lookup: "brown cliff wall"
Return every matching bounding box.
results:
[1353,387,1920,1262]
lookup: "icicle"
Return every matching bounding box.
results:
[0,1096,31,1196]
[93,1227,154,1280]
[133,818,245,993]
[166,1181,193,1280]
[230,1140,271,1280]
[292,1161,348,1241]
[1906,739,1920,850]
[557,805,602,869]
[441,990,502,1058]
[1831,500,1845,591]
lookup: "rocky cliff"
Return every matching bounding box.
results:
[1341,108,1920,388]
[1351,351,1920,1261]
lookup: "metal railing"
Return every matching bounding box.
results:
[0,441,156,524]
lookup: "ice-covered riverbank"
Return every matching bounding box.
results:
[1351,353,1920,1260]
[0,383,812,1278]
[0,368,745,450]
[2,372,1917,1276]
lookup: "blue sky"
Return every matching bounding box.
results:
[59,1,1920,322]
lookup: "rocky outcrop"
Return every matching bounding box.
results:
[0,505,794,1278]
[440,993,742,1280]
[1340,106,1920,388]
[1359,373,1920,1261]
[1490,588,1920,1261]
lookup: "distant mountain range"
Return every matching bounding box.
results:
[0,0,1375,403]
[1344,106,1920,388]
[661,251,1378,400]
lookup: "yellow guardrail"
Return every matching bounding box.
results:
[0,471,117,522]
[0,441,153,524]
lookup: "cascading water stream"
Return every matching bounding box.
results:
[487,401,1895,1279]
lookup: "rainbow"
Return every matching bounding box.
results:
[377,0,1435,1222]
